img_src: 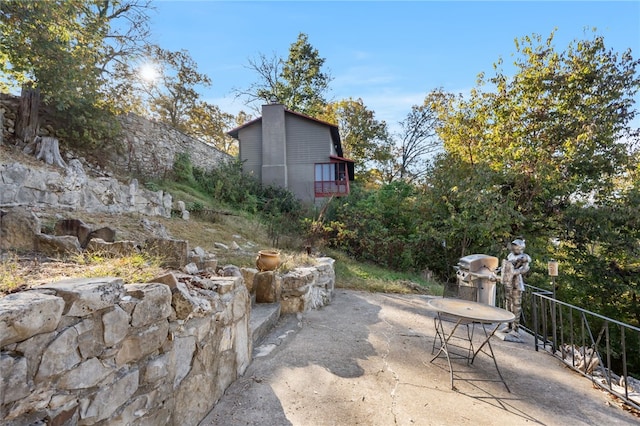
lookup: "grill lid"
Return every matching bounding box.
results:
[457,254,499,272]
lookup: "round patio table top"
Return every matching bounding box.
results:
[428,297,515,323]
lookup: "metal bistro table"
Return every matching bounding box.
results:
[428,297,515,392]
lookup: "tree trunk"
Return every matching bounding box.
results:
[15,86,40,145]
[33,136,67,168]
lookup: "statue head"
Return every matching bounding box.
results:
[511,238,526,254]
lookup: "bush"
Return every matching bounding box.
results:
[173,152,195,184]
[52,101,122,153]
[175,158,306,248]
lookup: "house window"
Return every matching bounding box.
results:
[314,161,349,197]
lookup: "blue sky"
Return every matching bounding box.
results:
[148,1,640,132]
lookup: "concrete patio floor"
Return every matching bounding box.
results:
[201,290,639,425]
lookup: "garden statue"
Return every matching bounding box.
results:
[500,238,531,338]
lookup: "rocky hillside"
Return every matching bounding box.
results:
[0,143,278,294]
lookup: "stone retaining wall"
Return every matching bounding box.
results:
[115,113,232,179]
[0,94,233,181]
[254,257,336,314]
[0,276,251,425]
[0,160,172,217]
[0,93,237,217]
[0,259,336,425]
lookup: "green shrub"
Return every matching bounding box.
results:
[144,181,161,192]
[187,201,204,212]
[173,152,195,184]
[53,101,122,152]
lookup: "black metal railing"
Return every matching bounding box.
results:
[504,284,640,411]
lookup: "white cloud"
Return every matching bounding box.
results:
[332,66,397,89]
[352,50,371,60]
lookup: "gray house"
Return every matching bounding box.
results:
[227,103,355,204]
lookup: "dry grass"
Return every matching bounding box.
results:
[0,252,165,294]
[70,252,165,282]
[0,210,439,296]
[0,210,273,295]
[158,212,270,256]
[0,253,22,293]
[278,252,319,273]
[1,144,438,297]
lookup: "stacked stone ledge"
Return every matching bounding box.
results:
[115,113,232,180]
[0,161,173,219]
[0,275,251,425]
[0,218,336,426]
[253,257,336,314]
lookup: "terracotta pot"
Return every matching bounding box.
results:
[256,250,281,271]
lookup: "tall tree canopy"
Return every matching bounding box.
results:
[279,33,332,116]
[388,91,448,183]
[319,98,391,184]
[322,30,640,315]
[183,101,238,155]
[0,1,241,154]
[0,0,153,147]
[130,45,241,155]
[0,0,151,110]
[142,45,211,129]
[238,32,332,116]
[432,30,640,235]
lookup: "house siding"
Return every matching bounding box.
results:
[285,115,333,202]
[261,104,287,188]
[286,116,330,162]
[239,125,262,181]
[229,103,349,204]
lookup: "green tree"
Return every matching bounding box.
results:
[490,32,636,202]
[239,33,332,116]
[142,45,211,130]
[435,30,639,237]
[0,0,151,109]
[184,101,238,155]
[279,33,332,116]
[415,154,524,280]
[319,98,392,184]
[559,162,640,322]
[0,0,152,146]
[431,88,493,169]
[93,1,152,114]
[322,181,422,270]
[1,0,105,107]
[132,46,243,156]
[428,29,640,319]
[321,30,639,295]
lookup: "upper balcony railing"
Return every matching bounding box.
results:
[496,284,640,411]
[314,180,349,198]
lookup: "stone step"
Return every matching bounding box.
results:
[250,302,281,347]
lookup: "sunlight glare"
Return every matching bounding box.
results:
[139,63,160,83]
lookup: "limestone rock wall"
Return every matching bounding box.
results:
[280,257,335,313]
[0,160,172,217]
[0,94,232,181]
[0,92,235,217]
[115,113,232,179]
[253,257,336,313]
[0,276,251,426]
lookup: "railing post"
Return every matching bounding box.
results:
[533,291,539,352]
[551,296,558,353]
[548,260,559,353]
[621,327,628,399]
